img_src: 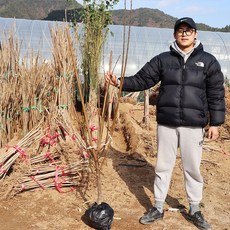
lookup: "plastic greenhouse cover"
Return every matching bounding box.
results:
[0,17,229,79]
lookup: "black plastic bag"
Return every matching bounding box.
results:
[83,202,114,230]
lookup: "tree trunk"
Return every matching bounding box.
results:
[143,90,149,129]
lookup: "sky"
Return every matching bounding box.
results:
[76,0,230,28]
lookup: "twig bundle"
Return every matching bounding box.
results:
[0,112,90,197]
[0,22,92,197]
[0,124,44,179]
[14,159,89,194]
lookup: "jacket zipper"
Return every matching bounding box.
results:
[180,64,186,122]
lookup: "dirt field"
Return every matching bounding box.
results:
[0,100,229,230]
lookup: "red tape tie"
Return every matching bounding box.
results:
[13,145,28,162]
[44,151,56,164]
[54,166,75,193]
[30,176,45,190]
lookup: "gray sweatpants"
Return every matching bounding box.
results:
[154,124,204,205]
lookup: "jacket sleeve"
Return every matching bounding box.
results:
[206,58,226,126]
[119,55,161,92]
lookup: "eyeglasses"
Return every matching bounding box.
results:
[176,28,195,36]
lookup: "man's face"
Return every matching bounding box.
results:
[174,23,197,51]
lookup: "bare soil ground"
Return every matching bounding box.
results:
[0,102,229,230]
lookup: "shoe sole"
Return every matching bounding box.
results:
[139,216,163,225]
[187,216,212,230]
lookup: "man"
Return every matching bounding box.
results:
[105,17,225,229]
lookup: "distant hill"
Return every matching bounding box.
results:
[0,0,228,32]
[0,0,81,20]
[112,8,177,29]
[111,8,230,32]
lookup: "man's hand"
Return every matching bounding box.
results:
[207,126,219,140]
[105,71,118,87]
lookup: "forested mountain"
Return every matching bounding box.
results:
[0,0,228,32]
[0,0,81,20]
[111,8,230,32]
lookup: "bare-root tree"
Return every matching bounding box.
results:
[68,0,133,204]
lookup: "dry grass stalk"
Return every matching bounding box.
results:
[0,22,80,147]
[0,33,21,144]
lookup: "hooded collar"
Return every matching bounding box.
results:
[171,40,202,62]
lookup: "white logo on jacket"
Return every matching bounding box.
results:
[195,62,204,67]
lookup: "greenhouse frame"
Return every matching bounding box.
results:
[0,17,230,79]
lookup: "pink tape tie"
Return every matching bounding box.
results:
[30,176,45,190]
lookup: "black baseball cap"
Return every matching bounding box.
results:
[174,17,197,31]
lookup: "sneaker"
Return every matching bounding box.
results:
[187,211,212,230]
[139,207,164,225]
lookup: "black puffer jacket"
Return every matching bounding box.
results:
[121,43,225,127]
